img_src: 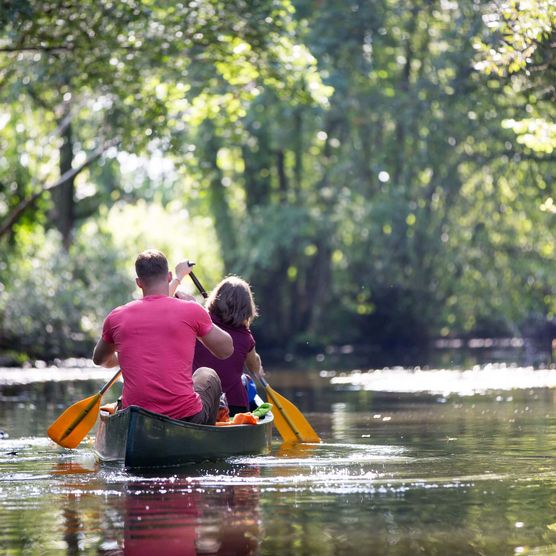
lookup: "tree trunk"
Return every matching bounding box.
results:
[0,142,113,241]
[276,150,288,203]
[51,111,75,249]
[201,120,237,270]
[293,107,303,202]
[242,122,272,211]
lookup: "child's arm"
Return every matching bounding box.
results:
[245,347,265,379]
[169,260,195,297]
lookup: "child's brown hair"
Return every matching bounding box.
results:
[206,276,258,328]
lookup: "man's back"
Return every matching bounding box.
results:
[102,295,213,419]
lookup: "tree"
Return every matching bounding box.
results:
[189,0,555,356]
[0,0,311,246]
[0,0,332,361]
[1,0,554,362]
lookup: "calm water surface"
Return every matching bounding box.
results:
[2,366,556,555]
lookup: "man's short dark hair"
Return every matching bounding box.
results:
[135,250,169,285]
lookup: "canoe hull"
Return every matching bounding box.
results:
[94,405,273,468]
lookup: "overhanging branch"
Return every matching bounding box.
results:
[0,45,73,53]
[0,139,120,240]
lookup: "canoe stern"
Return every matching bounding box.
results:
[95,406,274,468]
[94,409,130,462]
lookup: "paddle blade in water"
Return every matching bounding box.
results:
[264,384,320,444]
[47,394,101,449]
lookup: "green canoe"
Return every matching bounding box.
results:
[94,405,274,469]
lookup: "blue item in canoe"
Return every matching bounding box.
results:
[94,405,274,469]
[242,374,259,411]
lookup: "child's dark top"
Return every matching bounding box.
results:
[192,316,255,408]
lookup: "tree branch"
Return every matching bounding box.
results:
[0,139,119,240]
[0,45,73,53]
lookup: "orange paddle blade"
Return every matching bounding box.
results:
[47,393,101,449]
[264,382,320,444]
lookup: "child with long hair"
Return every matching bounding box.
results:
[187,276,265,416]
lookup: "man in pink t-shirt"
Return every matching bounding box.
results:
[92,250,233,423]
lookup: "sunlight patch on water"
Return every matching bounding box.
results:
[0,366,113,385]
[241,455,409,467]
[4,445,556,499]
[91,469,529,496]
[0,438,90,466]
[229,441,409,468]
[0,437,52,449]
[327,364,556,396]
[180,468,556,495]
[1,473,52,482]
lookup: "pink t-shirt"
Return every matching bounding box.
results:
[102,295,213,419]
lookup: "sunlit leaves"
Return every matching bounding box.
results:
[474,1,556,154]
[473,0,556,77]
[540,197,556,214]
[502,118,556,154]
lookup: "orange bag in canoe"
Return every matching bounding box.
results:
[232,413,258,425]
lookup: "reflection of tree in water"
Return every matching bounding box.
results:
[62,500,80,556]
[54,463,91,555]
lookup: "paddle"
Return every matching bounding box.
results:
[187,273,320,444]
[258,375,320,443]
[47,368,122,449]
[189,269,208,299]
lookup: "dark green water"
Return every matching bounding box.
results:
[2,368,556,555]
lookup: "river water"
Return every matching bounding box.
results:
[2,364,556,555]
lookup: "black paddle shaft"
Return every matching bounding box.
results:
[186,261,208,299]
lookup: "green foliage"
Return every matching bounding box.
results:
[103,199,224,289]
[0,228,132,361]
[0,0,324,243]
[474,0,555,77]
[474,0,556,153]
[207,0,556,351]
[0,0,555,362]
[501,118,556,155]
[235,204,314,273]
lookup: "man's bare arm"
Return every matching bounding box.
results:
[174,287,197,302]
[199,325,233,359]
[92,338,119,368]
